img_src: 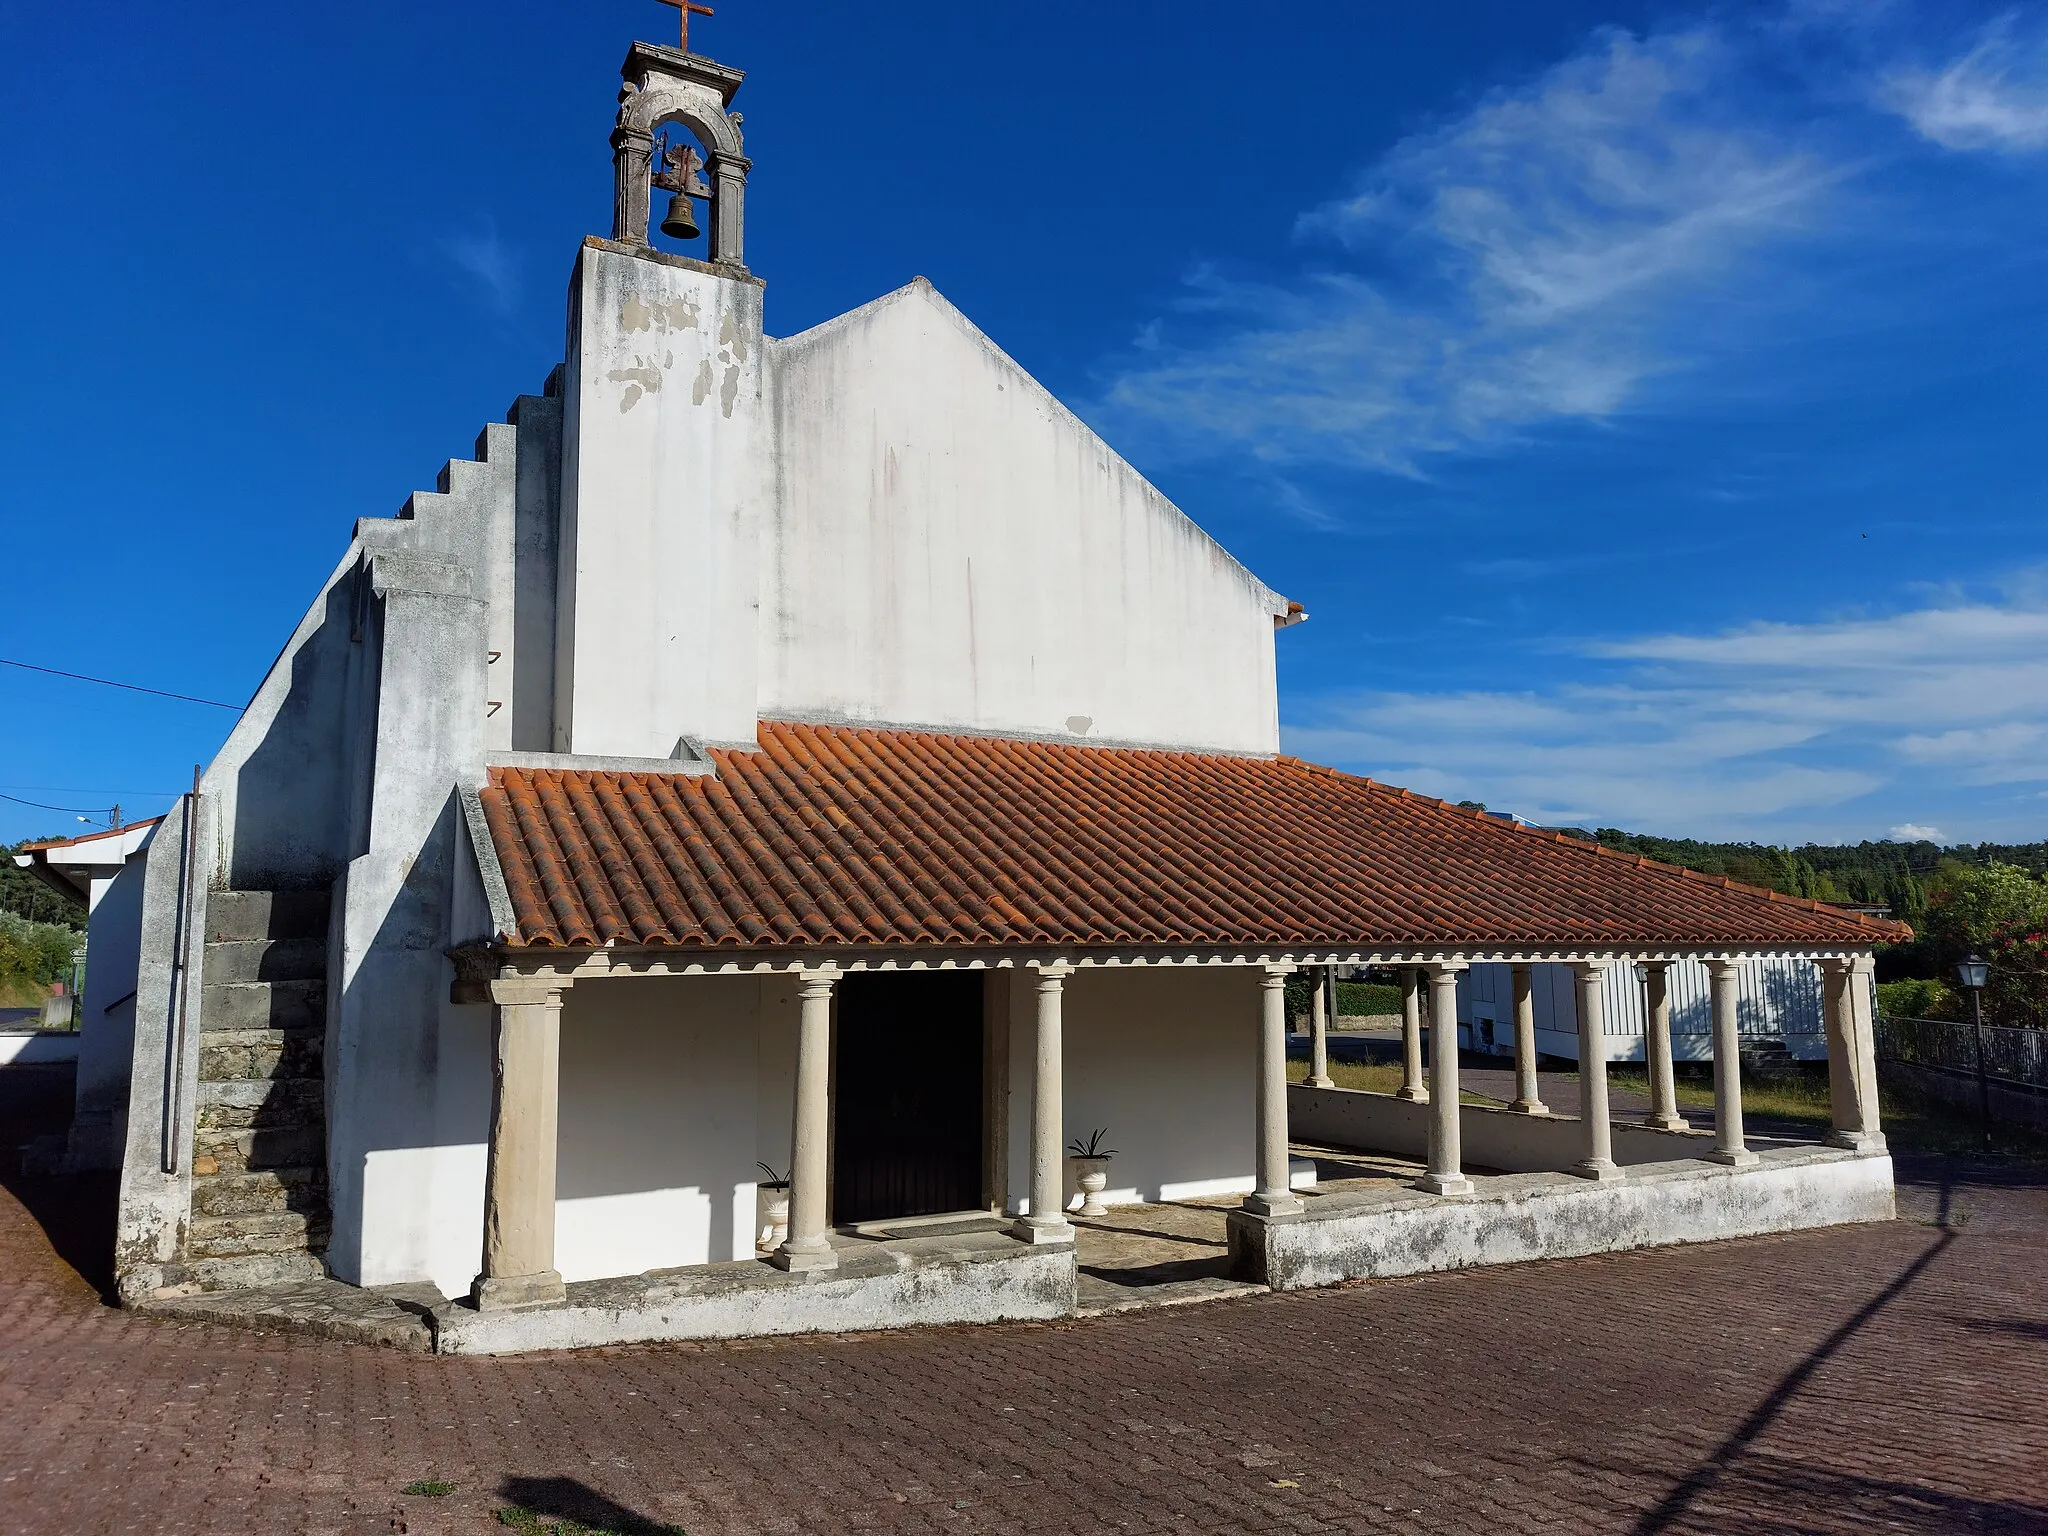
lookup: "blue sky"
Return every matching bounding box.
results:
[3,0,2046,847]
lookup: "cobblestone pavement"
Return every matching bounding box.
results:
[2,1074,2045,1535]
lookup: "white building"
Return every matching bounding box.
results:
[12,820,160,1151]
[94,27,1902,1352]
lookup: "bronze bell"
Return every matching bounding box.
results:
[660,191,701,241]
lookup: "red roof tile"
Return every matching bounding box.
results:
[478,721,1908,952]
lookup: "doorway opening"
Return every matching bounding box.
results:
[832,971,985,1225]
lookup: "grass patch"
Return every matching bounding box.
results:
[1604,1067,1834,1127]
[497,1510,684,1536]
[401,1480,457,1498]
[1287,1057,1496,1105]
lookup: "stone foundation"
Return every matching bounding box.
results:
[1227,1146,1894,1291]
[431,1228,1076,1355]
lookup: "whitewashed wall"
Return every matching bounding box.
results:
[1007,966,1263,1211]
[765,282,1290,755]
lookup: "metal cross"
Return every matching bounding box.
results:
[656,0,715,53]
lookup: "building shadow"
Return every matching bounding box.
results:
[1629,1169,1967,1536]
[0,1065,118,1304]
[497,1476,681,1535]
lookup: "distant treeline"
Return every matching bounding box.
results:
[1576,829,2048,927]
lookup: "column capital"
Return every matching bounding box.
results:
[1034,960,1076,983]
[1845,952,1878,978]
[1422,958,1468,978]
[1702,956,1745,980]
[488,976,570,1008]
[795,965,840,996]
[1568,958,1612,981]
[1259,961,1296,980]
[1638,957,1672,976]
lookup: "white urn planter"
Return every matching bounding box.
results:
[1074,1158,1112,1218]
[757,1185,790,1252]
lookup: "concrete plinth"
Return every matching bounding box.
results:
[1226,1146,1893,1292]
[432,1228,1076,1355]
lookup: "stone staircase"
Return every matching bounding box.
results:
[186,890,332,1290]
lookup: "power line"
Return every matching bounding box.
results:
[0,790,118,817]
[0,657,240,711]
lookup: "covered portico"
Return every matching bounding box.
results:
[428,720,1905,1351]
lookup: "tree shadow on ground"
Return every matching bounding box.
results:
[498,1476,683,1535]
[0,1065,117,1303]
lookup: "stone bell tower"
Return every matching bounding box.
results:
[551,18,768,758]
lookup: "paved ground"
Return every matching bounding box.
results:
[3,1070,2045,1535]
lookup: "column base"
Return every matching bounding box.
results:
[470,1270,567,1312]
[770,1239,840,1273]
[1305,1075,1335,1089]
[1008,1216,1076,1246]
[1395,1086,1431,1104]
[1570,1159,1625,1183]
[1412,1172,1473,1197]
[1707,1146,1762,1167]
[1507,1098,1550,1116]
[1824,1130,1888,1155]
[1643,1112,1691,1132]
[1241,1190,1306,1217]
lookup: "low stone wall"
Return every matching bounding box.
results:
[0,1031,81,1067]
[431,1232,1076,1355]
[1288,1082,1712,1170]
[1227,1147,1894,1291]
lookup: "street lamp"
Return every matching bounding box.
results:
[1956,954,1992,1150]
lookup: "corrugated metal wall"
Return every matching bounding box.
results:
[1459,958,1839,1063]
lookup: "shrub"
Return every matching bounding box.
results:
[1876,977,1957,1021]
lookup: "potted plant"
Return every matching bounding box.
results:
[1066,1129,1117,1218]
[755,1162,790,1253]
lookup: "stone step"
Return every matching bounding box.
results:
[203,937,327,986]
[189,1210,330,1261]
[184,1251,329,1294]
[202,979,324,1033]
[207,890,331,944]
[198,1027,323,1084]
[193,1124,325,1175]
[190,1166,327,1219]
[196,1079,324,1131]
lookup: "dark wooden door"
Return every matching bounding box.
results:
[832,971,984,1225]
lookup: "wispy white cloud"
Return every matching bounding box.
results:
[442,224,521,312]
[1880,13,2048,153]
[1284,576,2048,839]
[1098,25,1841,476]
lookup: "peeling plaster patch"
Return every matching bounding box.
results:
[623,294,704,335]
[1065,716,1095,735]
[608,360,664,413]
[720,364,740,418]
[693,359,715,405]
[719,313,749,364]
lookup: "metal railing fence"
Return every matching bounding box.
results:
[1877,1013,2048,1092]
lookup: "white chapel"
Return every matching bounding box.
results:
[69,22,1901,1352]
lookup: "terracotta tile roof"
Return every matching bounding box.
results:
[16,817,163,854]
[479,721,1908,953]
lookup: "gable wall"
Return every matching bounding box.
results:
[763,283,1285,755]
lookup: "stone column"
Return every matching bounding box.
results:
[1397,967,1429,1103]
[1307,965,1335,1088]
[774,967,840,1271]
[1821,956,1886,1153]
[1416,962,1473,1196]
[1246,964,1305,1216]
[1706,959,1761,1166]
[473,977,570,1311]
[1508,963,1547,1114]
[1641,961,1689,1131]
[1013,962,1076,1243]
[708,152,752,267]
[611,125,655,246]
[1570,962,1623,1181]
